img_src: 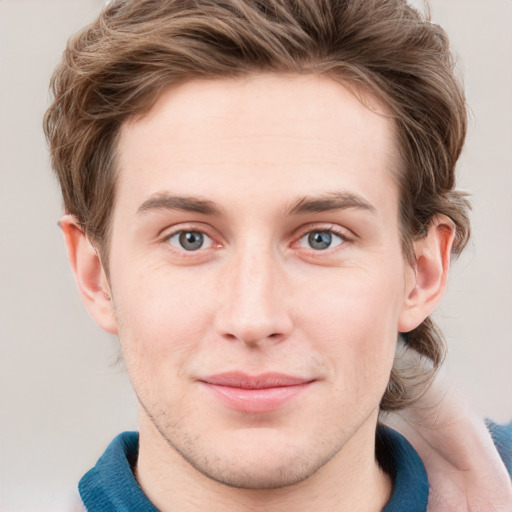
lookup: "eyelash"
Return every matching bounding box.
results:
[160,224,353,256]
[166,230,216,252]
[161,224,219,255]
[292,224,353,256]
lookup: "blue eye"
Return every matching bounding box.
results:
[300,230,344,250]
[168,231,212,251]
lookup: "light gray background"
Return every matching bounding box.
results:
[1,1,511,510]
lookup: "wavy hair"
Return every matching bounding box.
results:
[44,0,471,410]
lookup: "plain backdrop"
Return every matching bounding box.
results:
[1,0,511,510]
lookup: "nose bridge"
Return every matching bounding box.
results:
[217,237,291,345]
[236,240,273,300]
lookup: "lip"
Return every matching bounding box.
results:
[199,372,315,413]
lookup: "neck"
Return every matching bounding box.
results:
[135,410,392,512]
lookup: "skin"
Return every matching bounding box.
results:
[62,74,456,511]
[386,368,512,512]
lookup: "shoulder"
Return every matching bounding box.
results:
[377,425,430,511]
[487,420,512,477]
[48,489,85,512]
[78,431,158,511]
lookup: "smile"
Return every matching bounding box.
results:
[199,372,315,413]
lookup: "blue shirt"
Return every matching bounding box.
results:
[78,423,512,511]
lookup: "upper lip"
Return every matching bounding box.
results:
[199,372,313,389]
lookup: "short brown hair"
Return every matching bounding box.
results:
[44,0,471,411]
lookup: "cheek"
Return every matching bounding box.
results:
[298,265,404,387]
[301,261,405,332]
[110,265,215,386]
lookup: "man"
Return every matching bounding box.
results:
[44,0,511,510]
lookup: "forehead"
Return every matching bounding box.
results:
[116,74,399,216]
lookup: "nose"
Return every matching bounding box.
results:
[215,243,293,347]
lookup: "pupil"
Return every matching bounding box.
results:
[308,231,331,250]
[179,231,203,250]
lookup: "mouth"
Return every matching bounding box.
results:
[198,372,315,413]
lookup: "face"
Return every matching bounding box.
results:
[107,74,413,488]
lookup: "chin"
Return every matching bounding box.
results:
[166,427,342,490]
[184,447,323,490]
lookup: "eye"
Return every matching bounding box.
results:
[167,230,213,251]
[299,230,344,251]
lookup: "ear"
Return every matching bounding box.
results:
[60,214,118,334]
[398,215,456,333]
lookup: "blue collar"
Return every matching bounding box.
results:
[378,425,429,511]
[79,425,429,511]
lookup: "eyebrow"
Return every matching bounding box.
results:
[136,191,376,217]
[137,193,222,216]
[286,192,376,216]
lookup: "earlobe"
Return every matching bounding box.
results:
[398,215,456,333]
[60,214,118,334]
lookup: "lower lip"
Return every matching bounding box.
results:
[201,382,312,413]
